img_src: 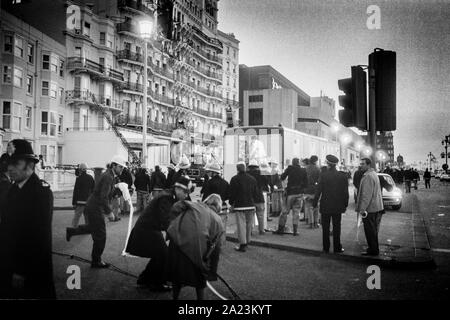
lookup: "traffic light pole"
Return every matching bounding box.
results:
[368,66,377,168]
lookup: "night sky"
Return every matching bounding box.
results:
[218,0,450,165]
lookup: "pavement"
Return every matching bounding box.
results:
[54,183,435,269]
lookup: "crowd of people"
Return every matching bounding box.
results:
[0,138,434,300]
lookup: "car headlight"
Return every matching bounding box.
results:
[392,191,402,197]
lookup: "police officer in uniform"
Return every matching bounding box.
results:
[66,155,126,268]
[0,139,55,299]
[313,155,349,254]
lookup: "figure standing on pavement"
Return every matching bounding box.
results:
[118,164,134,216]
[355,158,385,256]
[353,166,364,201]
[404,167,413,193]
[150,165,167,199]
[247,160,268,235]
[304,155,320,229]
[313,155,348,253]
[424,168,431,189]
[274,158,308,236]
[0,140,55,299]
[413,169,420,190]
[71,163,95,228]
[168,194,224,300]
[66,155,126,268]
[134,167,152,214]
[229,162,259,252]
[201,163,230,245]
[0,141,15,165]
[125,176,192,291]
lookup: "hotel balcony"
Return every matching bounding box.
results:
[116,21,139,38]
[118,0,155,16]
[187,59,222,82]
[148,90,175,106]
[192,106,223,120]
[65,90,123,113]
[66,57,124,84]
[118,81,144,94]
[148,61,174,80]
[225,99,240,108]
[117,50,144,65]
[191,25,223,53]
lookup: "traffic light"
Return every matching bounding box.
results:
[369,49,396,131]
[157,0,174,40]
[338,66,367,130]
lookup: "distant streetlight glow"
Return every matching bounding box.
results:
[139,20,154,39]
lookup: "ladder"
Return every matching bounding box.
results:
[90,94,142,167]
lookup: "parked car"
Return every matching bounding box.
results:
[378,173,402,210]
[440,170,450,182]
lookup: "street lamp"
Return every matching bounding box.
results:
[138,19,154,167]
[442,135,450,169]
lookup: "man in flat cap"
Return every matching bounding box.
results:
[0,139,55,299]
[313,155,349,253]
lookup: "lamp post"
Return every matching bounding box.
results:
[138,19,153,167]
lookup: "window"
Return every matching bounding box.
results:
[226,62,230,71]
[50,82,57,99]
[40,145,47,163]
[26,75,33,94]
[59,87,64,103]
[58,115,63,134]
[42,54,50,69]
[13,67,23,87]
[25,106,32,129]
[100,32,106,45]
[51,55,58,73]
[2,101,11,129]
[59,60,64,77]
[14,36,23,58]
[249,108,263,126]
[27,43,34,63]
[83,22,91,37]
[4,35,13,53]
[227,46,230,55]
[249,95,263,102]
[41,111,48,135]
[3,66,12,83]
[42,81,49,96]
[75,47,81,57]
[233,79,236,88]
[41,111,57,136]
[233,49,236,59]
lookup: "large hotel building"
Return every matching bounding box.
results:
[0,0,239,168]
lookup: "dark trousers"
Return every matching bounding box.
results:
[69,211,106,264]
[362,212,383,255]
[405,180,411,193]
[138,234,168,286]
[425,179,431,189]
[321,213,342,252]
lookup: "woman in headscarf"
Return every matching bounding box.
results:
[167,194,224,300]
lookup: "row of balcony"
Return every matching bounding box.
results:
[191,25,223,52]
[186,59,222,81]
[65,90,123,112]
[118,0,155,16]
[189,83,222,99]
[67,57,124,83]
[224,99,240,108]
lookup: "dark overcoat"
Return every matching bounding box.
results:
[125,191,177,258]
[313,167,349,215]
[0,173,55,299]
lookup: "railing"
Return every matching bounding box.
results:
[67,57,124,81]
[225,99,240,107]
[117,49,144,63]
[118,0,155,16]
[187,59,221,80]
[149,90,174,105]
[119,81,144,93]
[192,106,223,120]
[148,120,177,132]
[65,90,122,111]
[191,25,223,51]
[148,62,174,79]
[116,21,139,35]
